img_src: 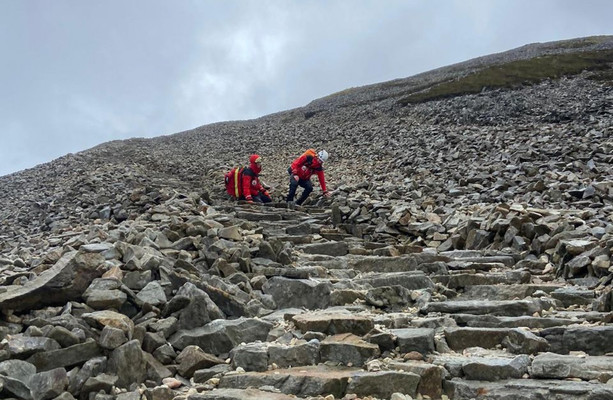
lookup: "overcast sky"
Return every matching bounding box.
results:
[1,1,611,176]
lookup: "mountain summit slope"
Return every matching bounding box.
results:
[1,35,612,241]
[0,35,612,399]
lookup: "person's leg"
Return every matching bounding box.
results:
[252,193,272,203]
[287,174,299,202]
[260,192,272,203]
[296,180,313,205]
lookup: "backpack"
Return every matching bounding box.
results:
[224,167,244,198]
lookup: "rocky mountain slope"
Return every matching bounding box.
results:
[0,36,612,399]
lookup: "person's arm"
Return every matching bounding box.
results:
[315,169,327,193]
[242,169,254,201]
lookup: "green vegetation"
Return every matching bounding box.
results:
[398,49,613,106]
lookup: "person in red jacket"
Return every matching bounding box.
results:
[241,154,271,203]
[286,149,330,206]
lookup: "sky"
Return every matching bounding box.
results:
[1,1,612,176]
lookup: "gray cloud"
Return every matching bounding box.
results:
[1,0,611,175]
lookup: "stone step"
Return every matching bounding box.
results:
[460,284,565,300]
[444,378,613,400]
[422,299,544,317]
[194,388,308,400]
[218,365,420,399]
[540,325,613,355]
[292,312,374,336]
[439,250,518,266]
[432,270,531,289]
[443,327,549,354]
[450,314,582,329]
[530,352,613,382]
[433,353,531,381]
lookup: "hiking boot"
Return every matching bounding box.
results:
[286,201,296,210]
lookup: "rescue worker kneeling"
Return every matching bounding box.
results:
[225,154,271,203]
[287,149,330,206]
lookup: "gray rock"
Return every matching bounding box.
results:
[67,356,107,395]
[263,277,331,309]
[107,340,146,388]
[320,333,380,367]
[29,367,68,400]
[80,373,118,398]
[422,299,542,316]
[46,326,81,348]
[462,355,531,381]
[346,370,420,399]
[530,352,613,381]
[391,328,435,355]
[230,342,269,372]
[170,318,273,354]
[444,327,509,351]
[8,334,61,358]
[27,339,102,371]
[136,281,167,307]
[540,325,613,355]
[268,340,320,369]
[292,312,374,336]
[176,345,225,378]
[192,363,233,383]
[0,251,105,312]
[99,325,128,350]
[299,241,348,256]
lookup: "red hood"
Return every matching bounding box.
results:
[249,154,261,174]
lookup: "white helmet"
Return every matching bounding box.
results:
[318,150,329,162]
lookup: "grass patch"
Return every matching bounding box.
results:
[397,49,613,106]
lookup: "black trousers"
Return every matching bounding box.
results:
[239,192,272,203]
[286,169,313,205]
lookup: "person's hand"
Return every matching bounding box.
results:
[262,190,270,197]
[245,195,254,204]
[293,175,300,182]
[323,191,331,198]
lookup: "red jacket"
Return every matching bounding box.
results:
[290,150,327,192]
[242,155,265,199]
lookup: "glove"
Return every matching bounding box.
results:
[323,191,331,198]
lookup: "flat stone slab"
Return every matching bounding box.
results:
[26,340,101,371]
[353,271,434,290]
[194,388,307,400]
[298,241,348,256]
[263,277,332,310]
[445,378,613,400]
[320,333,380,367]
[218,365,419,399]
[422,299,542,317]
[443,327,516,351]
[530,352,613,381]
[390,328,435,355]
[451,314,579,329]
[461,284,563,300]
[169,318,273,354]
[346,254,448,274]
[432,271,530,288]
[292,312,374,335]
[0,251,104,311]
[462,355,531,381]
[442,327,548,355]
[540,325,613,355]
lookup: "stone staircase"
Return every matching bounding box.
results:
[205,203,613,400]
[0,198,611,400]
